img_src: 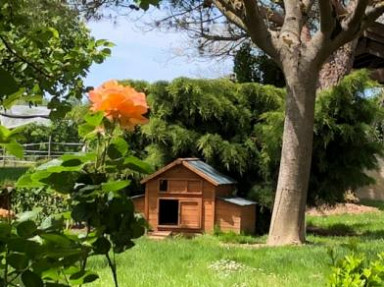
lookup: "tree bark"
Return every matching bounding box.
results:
[318,40,358,90]
[268,66,318,245]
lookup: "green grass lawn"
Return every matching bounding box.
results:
[88,205,384,287]
[0,167,28,186]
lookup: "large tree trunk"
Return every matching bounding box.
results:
[267,40,358,245]
[267,66,318,246]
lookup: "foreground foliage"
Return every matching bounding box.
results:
[328,249,384,287]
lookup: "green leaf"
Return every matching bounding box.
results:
[101,180,131,192]
[134,0,160,10]
[84,111,104,126]
[21,270,44,287]
[123,156,153,174]
[17,220,37,238]
[4,140,24,158]
[92,237,111,254]
[0,125,11,141]
[107,137,129,159]
[71,203,91,222]
[61,153,96,163]
[40,233,72,248]
[7,238,42,257]
[95,39,115,47]
[45,283,70,287]
[48,99,72,120]
[17,209,40,222]
[78,123,96,138]
[0,67,18,96]
[2,88,25,109]
[35,159,63,171]
[0,223,12,238]
[69,271,99,285]
[16,174,36,188]
[40,172,78,194]
[101,48,111,55]
[7,253,29,270]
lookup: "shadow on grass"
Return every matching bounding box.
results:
[308,222,384,241]
[360,230,384,240]
[359,199,384,211]
[307,223,358,237]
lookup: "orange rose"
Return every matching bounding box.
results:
[89,80,149,130]
[0,208,14,219]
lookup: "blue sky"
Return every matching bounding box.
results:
[84,14,233,87]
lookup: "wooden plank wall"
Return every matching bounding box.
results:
[132,197,145,215]
[146,180,159,230]
[214,200,241,233]
[202,181,215,231]
[240,205,256,234]
[161,165,201,180]
[215,185,235,197]
[180,201,200,228]
[146,165,206,231]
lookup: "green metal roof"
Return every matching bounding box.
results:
[185,159,237,185]
[218,197,256,206]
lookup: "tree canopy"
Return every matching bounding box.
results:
[119,71,383,209]
[0,0,111,118]
[233,42,285,86]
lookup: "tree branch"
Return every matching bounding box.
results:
[319,0,334,33]
[201,32,247,41]
[281,0,302,37]
[258,6,284,26]
[0,35,52,79]
[211,0,247,30]
[363,3,384,28]
[343,0,369,31]
[242,0,278,59]
[312,0,383,66]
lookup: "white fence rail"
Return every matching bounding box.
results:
[1,142,83,166]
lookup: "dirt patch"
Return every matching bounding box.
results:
[306,203,380,216]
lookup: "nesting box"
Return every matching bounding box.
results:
[132,158,256,234]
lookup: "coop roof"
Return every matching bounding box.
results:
[140,158,237,186]
[131,194,144,200]
[218,197,256,206]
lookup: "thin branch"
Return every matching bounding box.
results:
[201,32,247,41]
[106,252,119,287]
[155,3,204,25]
[0,35,52,79]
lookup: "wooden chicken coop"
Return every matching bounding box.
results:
[132,158,256,234]
[355,22,384,83]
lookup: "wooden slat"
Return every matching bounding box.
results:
[215,200,241,233]
[180,201,200,229]
[132,197,145,214]
[188,180,201,193]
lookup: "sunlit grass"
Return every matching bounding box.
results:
[88,205,384,287]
